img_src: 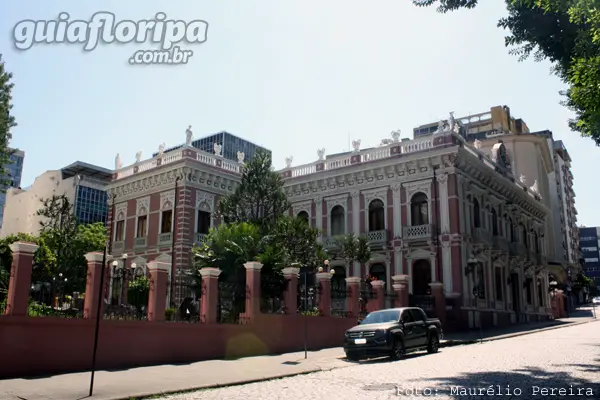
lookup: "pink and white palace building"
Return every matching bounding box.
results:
[105,121,553,330]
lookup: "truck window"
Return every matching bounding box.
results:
[409,309,426,322]
[401,310,414,323]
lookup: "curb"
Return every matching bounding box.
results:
[119,368,325,400]
[124,318,598,399]
[440,318,599,347]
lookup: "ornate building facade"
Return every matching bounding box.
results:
[105,121,552,328]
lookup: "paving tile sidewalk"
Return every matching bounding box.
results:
[0,306,596,400]
[441,306,598,344]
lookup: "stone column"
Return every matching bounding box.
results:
[316,272,332,316]
[199,267,221,323]
[369,280,385,311]
[147,260,170,322]
[83,252,106,319]
[429,282,446,325]
[345,277,361,317]
[392,274,409,307]
[315,197,323,231]
[351,191,361,276]
[4,242,39,316]
[282,267,300,315]
[244,261,263,320]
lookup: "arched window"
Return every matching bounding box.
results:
[297,211,309,224]
[473,198,481,228]
[508,217,515,242]
[520,224,527,247]
[410,193,429,226]
[491,208,498,236]
[330,205,345,236]
[534,232,539,253]
[368,199,385,231]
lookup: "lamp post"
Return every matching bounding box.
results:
[466,255,483,342]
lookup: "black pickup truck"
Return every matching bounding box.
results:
[343,307,443,361]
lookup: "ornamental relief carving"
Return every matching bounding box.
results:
[362,187,389,208]
[160,190,175,210]
[293,200,313,216]
[196,190,216,211]
[402,180,431,202]
[325,193,349,214]
[115,203,128,221]
[108,166,238,201]
[136,197,150,215]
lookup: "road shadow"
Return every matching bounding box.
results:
[413,366,599,399]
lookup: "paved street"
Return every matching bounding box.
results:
[159,321,600,400]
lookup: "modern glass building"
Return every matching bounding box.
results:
[579,226,600,288]
[61,161,112,226]
[154,131,271,162]
[0,149,25,229]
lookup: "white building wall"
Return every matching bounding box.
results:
[1,170,78,237]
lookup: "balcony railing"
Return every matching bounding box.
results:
[473,227,492,246]
[195,233,207,244]
[402,224,433,240]
[158,232,172,245]
[134,237,147,248]
[114,146,243,181]
[366,230,388,249]
[322,236,343,250]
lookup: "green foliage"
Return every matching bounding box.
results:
[412,0,600,144]
[217,150,290,230]
[128,276,150,309]
[325,234,371,264]
[165,307,177,320]
[0,54,17,190]
[35,194,108,291]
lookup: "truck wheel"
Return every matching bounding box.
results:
[427,334,439,354]
[390,337,406,361]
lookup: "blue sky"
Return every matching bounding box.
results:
[1,1,597,226]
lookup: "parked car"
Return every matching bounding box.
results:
[343,307,443,361]
[592,297,600,305]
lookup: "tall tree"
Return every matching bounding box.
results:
[217,150,290,230]
[36,195,107,291]
[412,0,600,144]
[0,54,17,188]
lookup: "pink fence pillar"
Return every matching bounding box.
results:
[429,282,447,324]
[5,242,38,316]
[83,252,106,319]
[316,272,332,316]
[345,277,361,317]
[392,274,409,307]
[147,260,170,322]
[282,267,300,314]
[244,262,263,321]
[369,280,385,311]
[199,268,221,323]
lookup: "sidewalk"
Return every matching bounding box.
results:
[442,306,598,345]
[0,306,596,400]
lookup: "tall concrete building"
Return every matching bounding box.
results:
[413,106,580,284]
[0,149,25,229]
[1,161,112,237]
[579,226,600,288]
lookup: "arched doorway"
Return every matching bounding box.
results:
[412,259,432,295]
[369,263,386,282]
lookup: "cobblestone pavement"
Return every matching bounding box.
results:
[159,321,600,399]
